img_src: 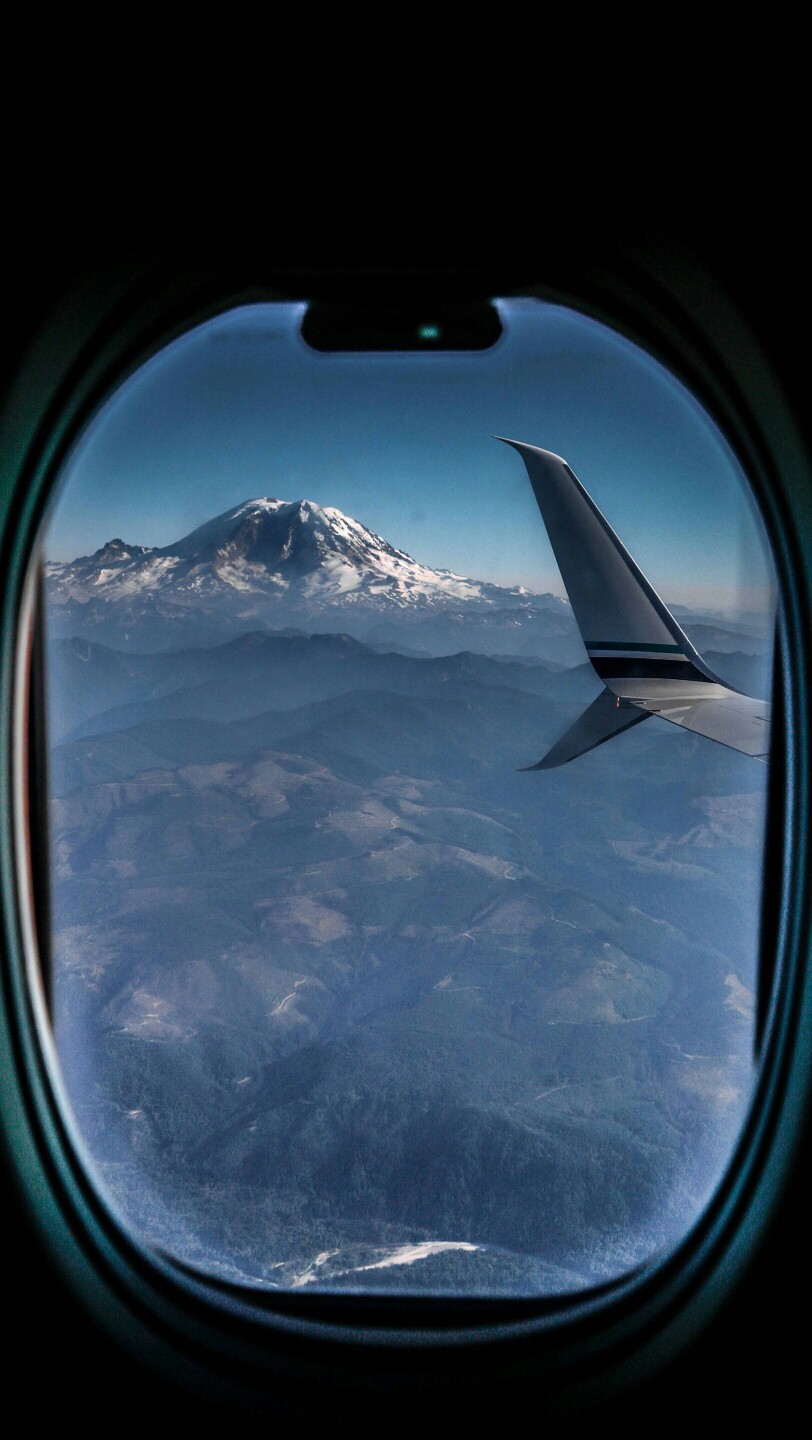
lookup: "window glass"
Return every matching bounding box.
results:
[40,300,775,1294]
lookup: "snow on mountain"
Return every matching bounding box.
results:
[46,497,576,657]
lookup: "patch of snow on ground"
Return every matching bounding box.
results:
[354,1240,479,1272]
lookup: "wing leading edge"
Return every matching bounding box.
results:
[495,438,771,767]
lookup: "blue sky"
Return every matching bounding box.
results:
[45,299,774,613]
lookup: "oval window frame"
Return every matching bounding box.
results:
[0,257,809,1411]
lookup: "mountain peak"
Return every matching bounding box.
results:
[75,538,155,567]
[161,495,418,580]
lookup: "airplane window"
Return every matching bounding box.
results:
[36,298,776,1298]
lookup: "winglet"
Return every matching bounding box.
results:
[494,438,768,764]
[495,437,712,674]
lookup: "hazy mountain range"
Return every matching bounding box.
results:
[44,497,773,1295]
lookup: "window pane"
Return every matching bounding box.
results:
[40,300,775,1294]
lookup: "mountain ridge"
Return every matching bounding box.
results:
[45,495,573,656]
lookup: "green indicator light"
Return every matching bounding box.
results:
[418,324,441,341]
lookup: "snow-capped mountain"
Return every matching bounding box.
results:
[46,497,579,658]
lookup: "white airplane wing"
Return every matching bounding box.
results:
[629,690,771,759]
[494,438,771,767]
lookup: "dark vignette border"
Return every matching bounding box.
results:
[0,256,809,1419]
